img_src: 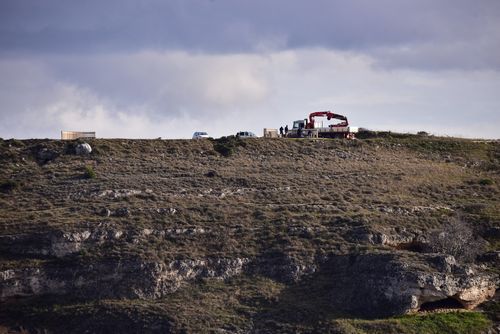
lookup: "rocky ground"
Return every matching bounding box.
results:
[0,134,499,333]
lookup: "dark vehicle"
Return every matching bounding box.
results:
[236,131,256,138]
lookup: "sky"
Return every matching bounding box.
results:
[0,0,499,139]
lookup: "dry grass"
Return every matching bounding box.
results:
[0,135,499,332]
[1,137,499,256]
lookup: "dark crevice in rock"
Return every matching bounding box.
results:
[418,297,464,312]
[394,241,426,253]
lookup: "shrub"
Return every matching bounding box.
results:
[205,170,218,177]
[83,166,96,179]
[64,141,78,154]
[214,143,233,157]
[0,179,18,193]
[212,136,246,157]
[425,216,486,263]
[478,178,494,186]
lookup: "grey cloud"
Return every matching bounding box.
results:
[44,52,271,119]
[1,0,499,70]
[0,51,273,138]
[1,49,499,139]
[1,2,499,140]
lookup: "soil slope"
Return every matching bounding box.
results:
[0,135,499,333]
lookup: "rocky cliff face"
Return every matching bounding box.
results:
[0,137,499,333]
[1,257,248,301]
[320,253,496,317]
[1,227,496,318]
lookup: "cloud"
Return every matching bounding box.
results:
[1,49,499,139]
[0,51,273,138]
[1,0,499,70]
[46,51,270,115]
[1,1,499,139]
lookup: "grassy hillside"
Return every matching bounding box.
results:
[0,135,498,333]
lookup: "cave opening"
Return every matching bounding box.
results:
[419,297,464,312]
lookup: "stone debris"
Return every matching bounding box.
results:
[378,205,453,215]
[96,189,143,198]
[113,207,130,217]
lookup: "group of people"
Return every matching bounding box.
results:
[279,125,289,137]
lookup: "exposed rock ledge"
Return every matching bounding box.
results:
[1,252,496,317]
[0,258,248,300]
[321,253,497,317]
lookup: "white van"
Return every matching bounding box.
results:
[192,132,209,139]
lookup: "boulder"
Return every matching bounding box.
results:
[75,143,92,155]
[99,207,111,217]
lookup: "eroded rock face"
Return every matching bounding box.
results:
[0,268,67,300]
[50,230,92,257]
[347,226,425,248]
[2,250,494,318]
[0,257,249,301]
[0,227,497,318]
[249,252,317,283]
[320,253,497,317]
[0,225,210,259]
[0,226,124,258]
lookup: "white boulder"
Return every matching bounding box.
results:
[75,143,92,155]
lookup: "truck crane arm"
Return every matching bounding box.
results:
[306,111,349,129]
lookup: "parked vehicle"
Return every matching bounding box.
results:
[288,111,358,139]
[236,131,256,138]
[192,131,209,139]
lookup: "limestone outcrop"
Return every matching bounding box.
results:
[1,246,495,318]
[320,253,497,317]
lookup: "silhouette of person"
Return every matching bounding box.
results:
[279,126,284,137]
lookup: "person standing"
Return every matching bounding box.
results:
[279,126,284,137]
[284,125,288,136]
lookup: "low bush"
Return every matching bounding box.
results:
[478,178,494,186]
[0,179,18,193]
[83,166,96,179]
[211,136,247,157]
[205,170,218,177]
[425,216,486,263]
